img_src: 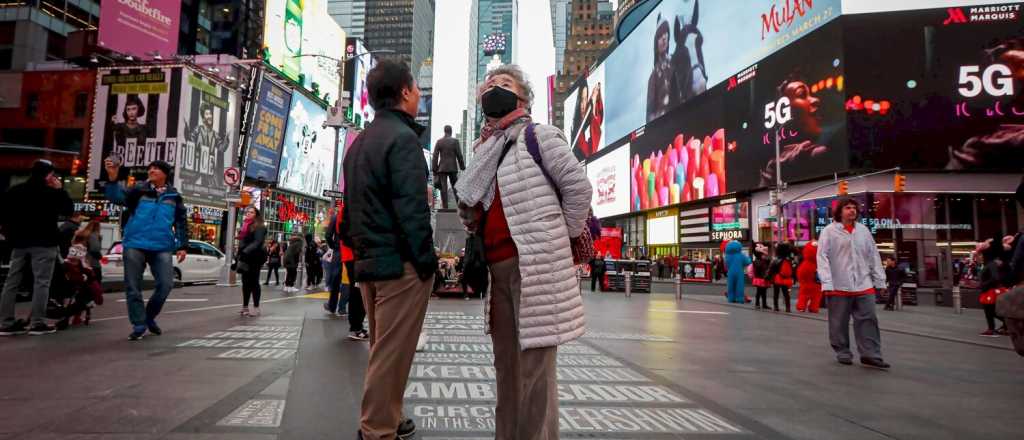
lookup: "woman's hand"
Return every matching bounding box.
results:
[458,202,483,232]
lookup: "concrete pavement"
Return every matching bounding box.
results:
[0,283,1019,439]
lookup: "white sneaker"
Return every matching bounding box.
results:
[250,307,261,317]
[416,332,428,352]
[240,307,249,316]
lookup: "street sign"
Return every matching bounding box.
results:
[223,167,241,187]
[323,189,344,199]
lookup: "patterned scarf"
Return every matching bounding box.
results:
[455,109,531,210]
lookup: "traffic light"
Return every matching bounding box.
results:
[893,172,906,193]
[837,180,849,196]
[71,159,80,176]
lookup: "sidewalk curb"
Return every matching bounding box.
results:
[680,295,1014,352]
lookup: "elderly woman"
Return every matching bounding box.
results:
[455,65,592,439]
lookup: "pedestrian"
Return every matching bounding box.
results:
[431,124,465,210]
[977,238,1010,337]
[83,218,104,284]
[455,64,592,440]
[283,233,303,292]
[751,243,771,310]
[769,242,794,312]
[589,255,606,292]
[58,211,85,258]
[236,206,267,317]
[304,234,320,290]
[882,256,902,311]
[102,158,188,341]
[324,204,356,318]
[56,230,103,330]
[796,241,823,313]
[0,160,73,336]
[724,240,751,304]
[817,198,890,369]
[340,59,437,440]
[265,240,281,285]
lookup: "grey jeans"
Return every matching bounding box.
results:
[827,294,883,361]
[1,246,58,326]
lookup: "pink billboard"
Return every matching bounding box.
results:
[98,0,181,58]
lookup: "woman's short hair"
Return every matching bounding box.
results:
[367,59,414,110]
[832,198,861,223]
[479,64,534,108]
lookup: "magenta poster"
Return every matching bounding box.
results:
[98,0,182,59]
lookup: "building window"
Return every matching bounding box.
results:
[54,128,85,152]
[25,93,39,118]
[73,93,89,119]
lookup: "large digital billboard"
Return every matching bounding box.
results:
[98,0,181,59]
[586,144,630,218]
[629,88,730,212]
[345,38,376,129]
[844,4,1024,172]
[565,64,607,160]
[602,0,842,147]
[278,92,334,198]
[723,20,848,191]
[264,0,305,82]
[301,0,345,103]
[245,75,292,183]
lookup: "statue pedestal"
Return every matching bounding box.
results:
[434,209,466,254]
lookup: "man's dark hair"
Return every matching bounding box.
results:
[444,125,452,134]
[123,95,146,119]
[200,103,214,116]
[367,59,414,110]
[833,198,860,223]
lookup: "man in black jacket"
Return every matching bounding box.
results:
[0,160,73,335]
[431,125,465,209]
[341,59,436,440]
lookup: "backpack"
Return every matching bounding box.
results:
[523,124,598,264]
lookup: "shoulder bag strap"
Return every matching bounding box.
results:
[523,123,563,203]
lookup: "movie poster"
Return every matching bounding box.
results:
[844,4,1024,172]
[89,67,185,190]
[178,71,238,205]
[566,64,606,160]
[245,75,292,182]
[723,20,848,192]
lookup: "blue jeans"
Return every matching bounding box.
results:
[123,248,173,327]
[325,259,348,313]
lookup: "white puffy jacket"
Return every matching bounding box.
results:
[486,122,592,350]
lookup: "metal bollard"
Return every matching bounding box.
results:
[952,284,963,314]
[625,272,632,298]
[895,287,903,311]
[674,278,682,301]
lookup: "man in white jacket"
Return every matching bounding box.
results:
[817,198,891,369]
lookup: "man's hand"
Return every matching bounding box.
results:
[176,250,186,263]
[104,158,120,182]
[45,174,62,189]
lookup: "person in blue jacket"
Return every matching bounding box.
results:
[724,240,751,304]
[104,159,188,341]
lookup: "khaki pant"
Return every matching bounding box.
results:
[360,263,433,440]
[489,257,559,440]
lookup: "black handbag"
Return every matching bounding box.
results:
[463,231,489,295]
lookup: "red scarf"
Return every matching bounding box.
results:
[477,108,530,147]
[239,218,254,240]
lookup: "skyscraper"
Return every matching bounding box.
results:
[551,0,572,74]
[328,0,367,40]
[363,0,435,77]
[553,0,614,130]
[464,0,513,142]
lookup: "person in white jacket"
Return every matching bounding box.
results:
[456,65,592,440]
[817,198,891,369]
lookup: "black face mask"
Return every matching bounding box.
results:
[481,86,519,118]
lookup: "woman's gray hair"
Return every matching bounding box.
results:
[478,64,534,108]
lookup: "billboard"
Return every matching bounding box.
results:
[723,20,848,191]
[178,72,238,205]
[345,38,376,129]
[301,0,346,103]
[264,0,305,82]
[278,92,334,198]
[565,64,607,160]
[647,208,679,245]
[333,127,348,192]
[844,4,1024,172]
[710,201,750,242]
[586,144,630,219]
[629,89,729,212]
[245,75,292,183]
[603,0,841,147]
[89,67,186,189]
[98,0,181,59]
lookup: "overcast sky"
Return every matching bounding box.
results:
[429,0,472,148]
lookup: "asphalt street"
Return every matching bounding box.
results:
[0,281,1020,440]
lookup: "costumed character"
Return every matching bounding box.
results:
[796,241,822,313]
[724,240,751,304]
[769,243,795,312]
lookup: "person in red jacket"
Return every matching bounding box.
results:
[770,243,795,312]
[796,241,823,313]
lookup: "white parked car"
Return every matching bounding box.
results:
[102,240,225,284]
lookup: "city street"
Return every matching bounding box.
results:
[0,283,1020,440]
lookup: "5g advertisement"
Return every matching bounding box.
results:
[844,3,1024,172]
